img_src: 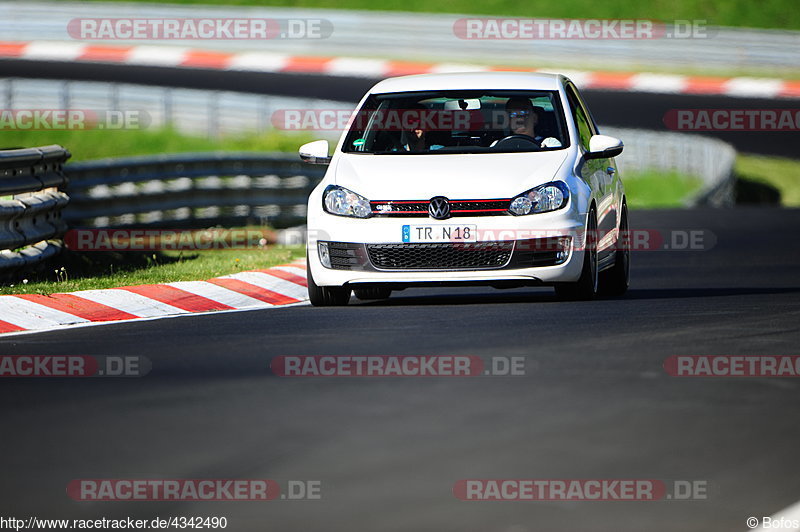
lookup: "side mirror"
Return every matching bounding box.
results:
[299,140,331,165]
[585,135,623,160]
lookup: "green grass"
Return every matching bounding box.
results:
[624,170,703,208]
[735,154,800,206]
[1,242,305,296]
[0,127,316,162]
[75,0,800,30]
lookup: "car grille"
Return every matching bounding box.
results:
[370,199,510,217]
[366,242,514,270]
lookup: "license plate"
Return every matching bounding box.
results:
[402,225,478,243]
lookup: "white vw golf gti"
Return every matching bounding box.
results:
[300,72,629,306]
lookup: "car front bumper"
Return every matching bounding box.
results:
[307,206,588,288]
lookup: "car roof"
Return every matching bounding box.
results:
[369,71,567,94]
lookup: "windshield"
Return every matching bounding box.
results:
[342,90,570,154]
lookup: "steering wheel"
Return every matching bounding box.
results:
[493,134,541,150]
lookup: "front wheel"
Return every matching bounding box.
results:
[599,204,630,297]
[554,210,598,301]
[307,263,351,306]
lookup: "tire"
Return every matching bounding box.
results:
[307,262,351,306]
[555,210,598,301]
[599,204,630,297]
[353,287,392,301]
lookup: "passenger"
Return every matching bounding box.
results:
[403,118,428,151]
[400,106,444,152]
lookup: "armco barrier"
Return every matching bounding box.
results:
[604,127,736,207]
[63,153,327,229]
[0,145,70,275]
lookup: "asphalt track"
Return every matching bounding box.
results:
[1,58,797,158]
[1,207,799,531]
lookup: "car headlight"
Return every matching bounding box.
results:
[323,185,372,218]
[509,182,569,215]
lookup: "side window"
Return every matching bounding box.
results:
[565,85,594,151]
[570,84,600,133]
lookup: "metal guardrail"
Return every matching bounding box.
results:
[0,145,70,275]
[604,127,736,207]
[3,1,799,73]
[64,153,326,229]
[1,78,344,141]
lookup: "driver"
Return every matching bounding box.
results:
[493,98,562,148]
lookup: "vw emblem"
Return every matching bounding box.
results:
[428,196,451,220]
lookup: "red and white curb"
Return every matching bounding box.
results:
[1,40,799,99]
[0,260,308,336]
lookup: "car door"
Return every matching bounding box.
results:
[564,82,617,249]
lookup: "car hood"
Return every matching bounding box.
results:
[332,151,569,200]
